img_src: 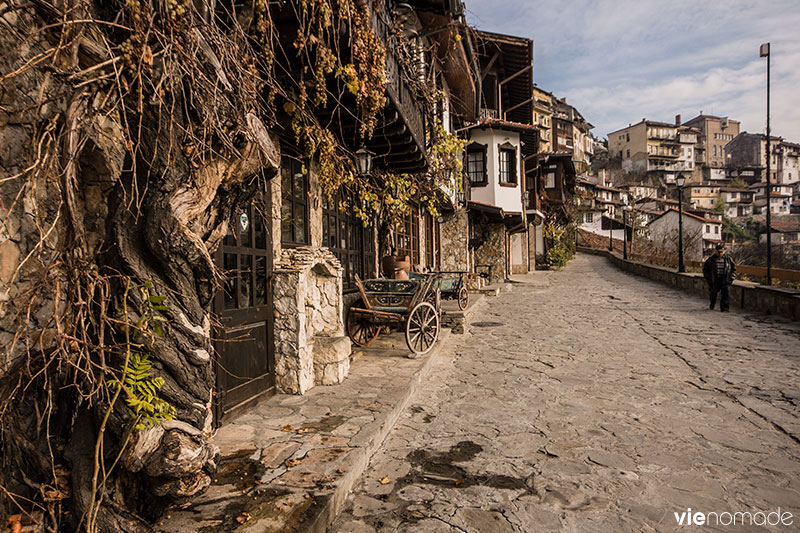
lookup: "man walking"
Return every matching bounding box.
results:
[703,243,736,311]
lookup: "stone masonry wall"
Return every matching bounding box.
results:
[273,247,351,394]
[440,209,469,272]
[473,223,507,283]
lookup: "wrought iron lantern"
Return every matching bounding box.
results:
[355,145,375,176]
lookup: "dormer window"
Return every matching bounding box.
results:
[498,143,517,185]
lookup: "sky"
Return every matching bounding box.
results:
[466,0,800,142]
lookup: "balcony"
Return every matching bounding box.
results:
[480,108,499,120]
[367,3,428,172]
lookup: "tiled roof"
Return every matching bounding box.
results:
[769,222,800,233]
[651,208,723,225]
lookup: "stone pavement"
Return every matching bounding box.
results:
[155,328,457,532]
[332,253,800,532]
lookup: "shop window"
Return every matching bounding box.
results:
[323,193,376,289]
[281,155,309,246]
[424,212,440,270]
[396,207,420,267]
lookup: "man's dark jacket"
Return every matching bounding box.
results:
[703,254,736,286]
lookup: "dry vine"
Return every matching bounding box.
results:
[0,0,460,530]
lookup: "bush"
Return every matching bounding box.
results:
[544,222,576,268]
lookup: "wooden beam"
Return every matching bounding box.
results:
[480,51,500,81]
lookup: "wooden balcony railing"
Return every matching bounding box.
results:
[372,4,426,159]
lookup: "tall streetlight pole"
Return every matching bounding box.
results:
[608,212,614,251]
[761,42,772,285]
[676,173,686,273]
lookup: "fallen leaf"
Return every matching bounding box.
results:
[281,425,295,432]
[285,458,302,467]
[379,476,391,485]
[297,428,310,434]
[235,512,250,524]
[336,468,344,474]
[455,478,464,487]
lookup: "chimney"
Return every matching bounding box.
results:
[675,114,681,126]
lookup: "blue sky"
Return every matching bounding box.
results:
[466,0,800,142]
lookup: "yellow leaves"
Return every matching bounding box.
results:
[336,64,360,96]
[379,476,391,485]
[285,458,302,467]
[281,424,295,432]
[235,512,250,524]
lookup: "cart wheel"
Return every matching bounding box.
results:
[405,302,440,356]
[347,307,381,347]
[458,286,469,311]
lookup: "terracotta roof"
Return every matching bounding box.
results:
[768,222,800,233]
[650,208,723,225]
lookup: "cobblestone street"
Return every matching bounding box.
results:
[333,254,800,532]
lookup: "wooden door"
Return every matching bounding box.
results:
[214,204,274,421]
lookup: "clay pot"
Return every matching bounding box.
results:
[381,255,411,279]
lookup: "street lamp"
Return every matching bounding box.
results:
[623,205,632,260]
[676,173,686,273]
[355,145,374,176]
[761,42,772,285]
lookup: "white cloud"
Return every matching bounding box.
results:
[466,0,800,141]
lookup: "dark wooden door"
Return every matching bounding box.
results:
[214,204,274,421]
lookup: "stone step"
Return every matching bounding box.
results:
[441,294,487,334]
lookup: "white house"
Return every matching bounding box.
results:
[750,183,793,215]
[760,222,800,244]
[719,187,754,218]
[648,209,724,261]
[465,121,532,277]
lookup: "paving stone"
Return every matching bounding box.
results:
[331,254,800,533]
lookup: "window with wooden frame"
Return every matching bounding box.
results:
[323,193,376,290]
[424,212,440,270]
[466,142,488,186]
[281,154,309,246]
[498,143,517,185]
[396,207,420,266]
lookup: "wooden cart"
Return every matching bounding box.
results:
[347,274,441,356]
[433,271,471,310]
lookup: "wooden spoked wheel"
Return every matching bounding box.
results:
[347,307,381,347]
[457,286,469,311]
[405,301,440,356]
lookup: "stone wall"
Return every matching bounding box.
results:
[473,223,507,283]
[439,209,469,272]
[580,248,800,321]
[273,247,351,394]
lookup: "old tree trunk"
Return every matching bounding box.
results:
[0,1,277,530]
